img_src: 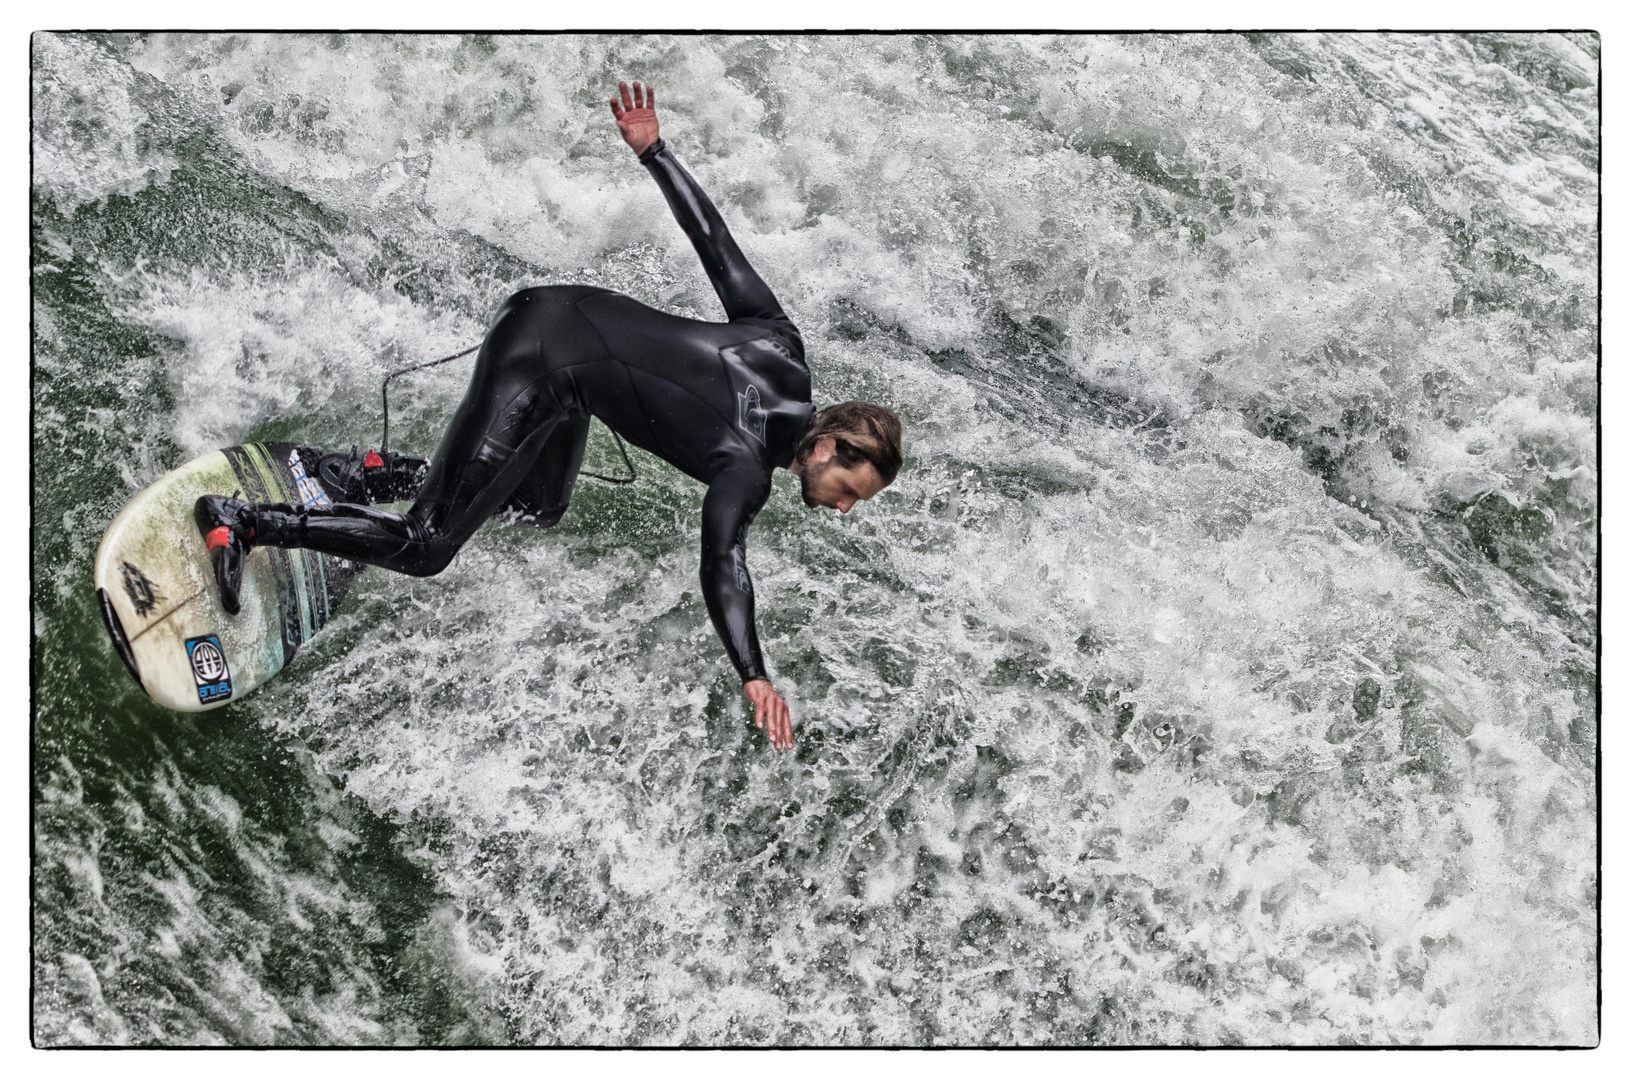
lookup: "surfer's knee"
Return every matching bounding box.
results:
[525,505,568,529]
[508,285,555,304]
[382,513,458,576]
[496,285,570,317]
[397,541,458,576]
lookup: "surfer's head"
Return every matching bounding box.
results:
[792,402,902,513]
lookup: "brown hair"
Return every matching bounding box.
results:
[795,401,903,485]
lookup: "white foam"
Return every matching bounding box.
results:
[33,35,178,211]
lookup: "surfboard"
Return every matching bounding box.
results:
[94,442,363,712]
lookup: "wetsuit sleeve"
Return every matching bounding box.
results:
[640,138,789,324]
[698,464,774,684]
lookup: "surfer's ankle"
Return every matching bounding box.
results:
[195,495,257,547]
[250,504,311,546]
[194,495,254,616]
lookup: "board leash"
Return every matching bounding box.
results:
[379,345,637,486]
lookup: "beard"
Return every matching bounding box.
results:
[798,457,833,508]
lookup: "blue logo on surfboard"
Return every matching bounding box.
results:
[185,634,233,704]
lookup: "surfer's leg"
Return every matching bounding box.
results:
[200,287,602,598]
[400,285,605,542]
[246,500,451,575]
[239,302,572,573]
[240,400,589,572]
[248,400,571,576]
[498,412,592,528]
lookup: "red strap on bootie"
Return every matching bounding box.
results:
[364,450,385,468]
[205,526,234,551]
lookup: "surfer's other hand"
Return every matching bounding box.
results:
[609,80,659,154]
[744,679,794,751]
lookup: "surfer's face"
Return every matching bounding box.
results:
[797,439,886,513]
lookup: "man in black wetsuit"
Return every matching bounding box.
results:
[196,81,904,751]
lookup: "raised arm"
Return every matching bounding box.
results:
[610,80,789,324]
[699,463,793,750]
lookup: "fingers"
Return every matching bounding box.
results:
[776,699,794,751]
[766,692,791,751]
[611,81,655,118]
[744,682,794,750]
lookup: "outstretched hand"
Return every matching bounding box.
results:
[744,679,794,751]
[609,80,659,155]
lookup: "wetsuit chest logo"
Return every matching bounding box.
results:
[737,383,768,446]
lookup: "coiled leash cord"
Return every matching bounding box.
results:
[379,344,638,485]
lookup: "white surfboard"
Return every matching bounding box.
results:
[94,442,362,712]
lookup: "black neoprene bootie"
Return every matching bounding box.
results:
[194,495,256,615]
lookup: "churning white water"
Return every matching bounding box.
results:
[33,32,1596,1044]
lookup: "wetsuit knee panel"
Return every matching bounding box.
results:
[398,547,457,577]
[392,524,459,576]
[519,506,568,529]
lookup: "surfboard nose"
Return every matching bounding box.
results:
[97,587,143,689]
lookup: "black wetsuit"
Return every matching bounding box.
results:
[249,139,814,684]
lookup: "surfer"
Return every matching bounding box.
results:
[195,80,903,751]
